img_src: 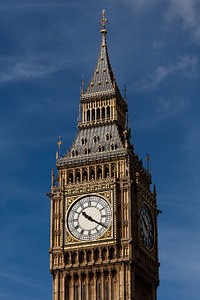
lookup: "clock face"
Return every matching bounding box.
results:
[66,195,112,241]
[140,203,154,249]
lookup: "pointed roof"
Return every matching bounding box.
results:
[81,10,120,100]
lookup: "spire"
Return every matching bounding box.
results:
[81,10,120,100]
[100,9,108,34]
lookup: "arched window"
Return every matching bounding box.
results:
[107,106,110,119]
[102,248,107,261]
[93,135,99,143]
[72,252,77,264]
[109,247,115,259]
[92,109,95,121]
[68,171,73,183]
[90,168,95,180]
[81,137,87,145]
[111,143,114,151]
[106,133,111,140]
[104,165,109,178]
[97,108,100,120]
[65,252,70,264]
[75,170,80,182]
[87,110,90,122]
[87,250,92,262]
[94,249,100,261]
[84,148,88,155]
[79,251,85,263]
[102,107,105,119]
[71,149,75,157]
[82,169,88,181]
[97,166,102,179]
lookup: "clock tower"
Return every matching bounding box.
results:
[49,10,160,300]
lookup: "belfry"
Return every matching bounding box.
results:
[49,10,160,300]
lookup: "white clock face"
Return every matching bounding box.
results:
[66,195,112,241]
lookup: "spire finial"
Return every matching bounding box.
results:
[81,74,84,94]
[56,136,62,159]
[100,9,108,34]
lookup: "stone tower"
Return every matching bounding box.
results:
[49,10,159,300]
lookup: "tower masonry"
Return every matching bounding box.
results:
[49,10,160,300]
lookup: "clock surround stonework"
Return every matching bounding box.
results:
[49,11,160,300]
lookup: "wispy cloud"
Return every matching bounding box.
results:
[133,96,189,131]
[0,55,72,82]
[115,0,200,45]
[135,55,197,91]
[152,40,166,50]
[0,0,76,11]
[166,0,200,45]
[0,269,49,292]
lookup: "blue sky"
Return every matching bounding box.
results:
[0,0,199,299]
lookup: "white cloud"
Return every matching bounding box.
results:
[167,0,197,27]
[166,0,200,45]
[133,96,188,131]
[0,1,74,11]
[0,55,72,82]
[135,55,197,91]
[156,97,170,111]
[115,0,200,45]
[0,269,49,290]
[152,40,166,49]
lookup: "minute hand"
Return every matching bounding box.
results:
[82,211,107,228]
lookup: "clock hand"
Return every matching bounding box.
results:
[142,216,149,232]
[82,211,97,223]
[82,211,107,229]
[94,219,108,229]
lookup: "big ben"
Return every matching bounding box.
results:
[49,10,160,300]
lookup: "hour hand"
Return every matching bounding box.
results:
[82,211,94,222]
[82,211,107,228]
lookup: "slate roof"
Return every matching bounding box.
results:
[68,123,124,157]
[81,27,121,100]
[58,14,128,166]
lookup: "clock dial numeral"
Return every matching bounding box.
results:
[66,195,112,241]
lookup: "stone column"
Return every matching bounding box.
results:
[93,272,97,300]
[101,271,105,300]
[85,273,89,300]
[60,273,65,300]
[69,274,74,300]
[78,273,82,300]
[54,271,60,300]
